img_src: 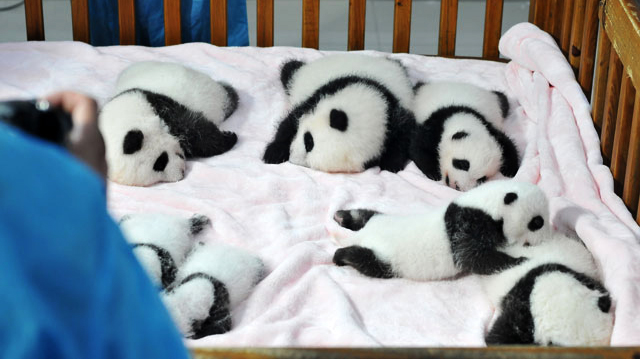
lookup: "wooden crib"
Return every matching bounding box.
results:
[20,0,640,357]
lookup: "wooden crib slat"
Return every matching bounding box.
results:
[559,0,574,54]
[601,50,624,166]
[623,92,640,216]
[393,0,412,53]
[611,73,636,193]
[529,0,549,30]
[547,0,563,43]
[257,0,274,47]
[568,0,586,76]
[164,0,182,45]
[302,0,319,49]
[118,0,136,45]
[438,0,458,57]
[25,0,45,41]
[211,0,228,46]
[592,24,612,133]
[577,0,599,97]
[601,0,640,93]
[482,0,503,60]
[348,0,366,51]
[70,0,90,43]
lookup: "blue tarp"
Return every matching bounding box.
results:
[89,0,249,46]
[0,123,189,359]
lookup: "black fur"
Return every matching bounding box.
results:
[527,215,544,232]
[304,131,314,152]
[329,109,348,131]
[410,105,520,181]
[503,192,518,204]
[190,215,211,235]
[412,81,426,93]
[477,176,487,185]
[486,263,611,346]
[132,243,178,289]
[280,59,305,96]
[445,203,526,274]
[153,151,169,172]
[263,75,416,173]
[123,129,144,154]
[334,209,380,231]
[452,131,469,140]
[333,246,394,279]
[493,90,510,119]
[166,273,232,339]
[452,158,470,171]
[121,89,237,159]
[221,83,239,120]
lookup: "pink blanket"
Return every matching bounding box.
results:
[0,22,638,346]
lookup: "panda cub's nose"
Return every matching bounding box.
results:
[527,215,544,231]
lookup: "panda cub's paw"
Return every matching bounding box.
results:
[333,209,379,231]
[333,246,394,279]
[162,242,265,339]
[119,213,210,289]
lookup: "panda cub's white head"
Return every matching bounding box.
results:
[99,90,186,186]
[288,83,389,172]
[453,180,551,246]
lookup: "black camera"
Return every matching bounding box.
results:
[0,99,73,146]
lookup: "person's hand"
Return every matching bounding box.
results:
[44,91,107,180]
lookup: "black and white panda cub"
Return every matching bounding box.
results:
[332,180,551,280]
[99,61,239,186]
[410,82,520,191]
[263,54,416,173]
[482,233,614,346]
[119,213,265,339]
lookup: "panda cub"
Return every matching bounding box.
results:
[263,54,416,173]
[333,180,551,280]
[482,233,614,346]
[119,213,265,339]
[410,81,519,191]
[99,61,239,186]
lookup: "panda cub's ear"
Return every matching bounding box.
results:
[123,129,144,154]
[330,109,348,132]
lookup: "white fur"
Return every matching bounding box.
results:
[116,61,231,125]
[344,180,550,280]
[119,213,202,286]
[414,81,505,127]
[287,54,413,110]
[289,84,388,172]
[99,91,186,186]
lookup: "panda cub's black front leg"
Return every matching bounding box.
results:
[333,246,394,279]
[333,209,379,231]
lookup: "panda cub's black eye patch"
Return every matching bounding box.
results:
[329,109,348,132]
[304,132,314,152]
[452,131,469,140]
[504,192,518,204]
[153,151,169,172]
[123,129,144,154]
[452,159,470,171]
[477,176,487,184]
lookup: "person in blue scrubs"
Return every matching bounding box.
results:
[0,92,189,359]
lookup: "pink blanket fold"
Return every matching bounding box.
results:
[0,22,638,347]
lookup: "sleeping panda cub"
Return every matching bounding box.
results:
[481,233,613,346]
[99,61,239,186]
[410,82,520,191]
[333,180,551,280]
[119,213,265,339]
[263,54,416,173]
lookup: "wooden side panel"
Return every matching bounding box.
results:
[569,0,586,75]
[118,0,136,45]
[392,0,412,53]
[164,0,182,45]
[25,0,45,41]
[623,93,640,217]
[592,24,612,133]
[611,73,636,193]
[560,0,574,54]
[578,0,600,97]
[70,0,90,43]
[257,0,274,47]
[438,0,458,57]
[348,0,366,51]
[211,0,228,46]
[482,0,503,60]
[600,50,624,166]
[302,0,319,49]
